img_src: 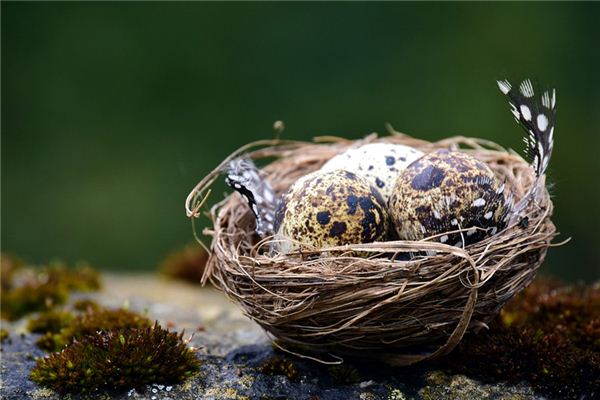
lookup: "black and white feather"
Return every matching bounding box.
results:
[497,78,556,219]
[225,158,278,237]
[497,79,555,177]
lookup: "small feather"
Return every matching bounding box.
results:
[497,78,556,178]
[225,158,278,236]
[497,78,557,222]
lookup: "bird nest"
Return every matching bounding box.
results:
[186,132,558,366]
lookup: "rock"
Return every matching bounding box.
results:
[419,371,540,400]
[0,274,545,400]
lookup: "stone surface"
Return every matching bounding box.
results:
[0,274,546,400]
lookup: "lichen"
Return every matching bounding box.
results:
[329,363,361,385]
[204,387,249,400]
[423,370,447,386]
[441,276,600,399]
[359,392,376,400]
[259,356,299,380]
[238,373,255,389]
[158,244,208,285]
[419,371,536,400]
[387,388,407,400]
[30,322,200,394]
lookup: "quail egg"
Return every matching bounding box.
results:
[388,150,510,247]
[273,169,389,253]
[320,143,423,201]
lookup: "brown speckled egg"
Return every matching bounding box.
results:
[273,169,389,253]
[388,150,510,247]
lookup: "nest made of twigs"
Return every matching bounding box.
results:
[186,132,558,366]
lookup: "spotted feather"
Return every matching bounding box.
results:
[497,79,556,219]
[497,79,556,178]
[225,158,278,236]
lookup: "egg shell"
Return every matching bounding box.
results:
[320,143,423,200]
[273,169,389,253]
[388,149,509,247]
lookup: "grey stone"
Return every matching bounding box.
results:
[0,274,545,400]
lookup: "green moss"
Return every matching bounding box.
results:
[30,322,200,394]
[28,310,77,351]
[72,298,101,312]
[36,332,60,351]
[441,277,600,400]
[43,262,101,292]
[0,328,9,342]
[158,244,208,285]
[259,356,299,380]
[28,310,74,334]
[1,253,24,290]
[1,282,69,321]
[328,364,361,385]
[1,259,102,321]
[37,308,152,351]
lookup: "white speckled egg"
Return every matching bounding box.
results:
[388,150,510,247]
[321,143,423,200]
[273,169,389,253]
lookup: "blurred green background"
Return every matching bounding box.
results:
[2,2,599,281]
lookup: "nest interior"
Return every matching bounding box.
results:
[192,133,557,366]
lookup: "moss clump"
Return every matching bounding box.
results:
[28,310,74,334]
[30,310,77,351]
[72,298,101,312]
[42,262,101,292]
[37,308,151,352]
[0,328,9,342]
[36,332,60,352]
[30,322,200,394]
[1,281,69,321]
[259,356,299,380]
[328,364,361,385]
[1,253,24,290]
[0,259,101,321]
[158,244,208,285]
[442,277,599,399]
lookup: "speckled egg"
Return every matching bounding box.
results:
[320,143,423,201]
[273,169,389,253]
[388,150,510,247]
